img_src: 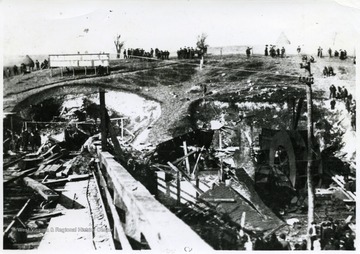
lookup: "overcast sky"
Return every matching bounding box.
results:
[2,0,360,56]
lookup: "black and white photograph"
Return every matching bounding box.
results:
[1,0,359,252]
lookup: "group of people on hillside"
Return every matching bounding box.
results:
[323,66,336,77]
[329,84,356,130]
[123,48,170,60]
[318,46,348,60]
[4,59,49,78]
[177,47,197,59]
[264,45,286,58]
[124,48,154,59]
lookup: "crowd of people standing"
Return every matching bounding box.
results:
[329,84,355,130]
[123,48,170,60]
[177,47,197,59]
[264,45,286,58]
[3,126,42,153]
[4,59,49,78]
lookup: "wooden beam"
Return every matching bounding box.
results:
[43,174,90,186]
[182,141,190,174]
[95,166,132,250]
[4,167,38,186]
[29,211,64,220]
[201,198,236,203]
[191,146,205,175]
[99,88,107,151]
[23,177,59,201]
[172,150,197,165]
[3,199,31,237]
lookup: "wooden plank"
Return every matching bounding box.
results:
[201,198,236,202]
[43,174,90,185]
[48,164,62,178]
[62,163,73,177]
[182,141,190,174]
[3,167,38,186]
[29,211,64,220]
[23,177,59,201]
[172,150,197,165]
[96,166,132,250]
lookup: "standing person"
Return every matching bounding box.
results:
[265,45,268,56]
[297,45,301,54]
[323,66,329,77]
[318,47,322,57]
[342,86,348,100]
[331,99,336,110]
[13,65,18,75]
[35,60,40,70]
[28,129,35,152]
[33,128,41,151]
[6,68,11,78]
[276,48,280,57]
[278,233,291,250]
[21,128,29,151]
[328,48,332,57]
[345,97,351,113]
[123,49,127,59]
[246,47,252,57]
[309,221,318,250]
[336,86,342,99]
[281,47,285,58]
[329,84,336,99]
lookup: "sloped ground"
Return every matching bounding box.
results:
[3,53,356,250]
[4,54,355,169]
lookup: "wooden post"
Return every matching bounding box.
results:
[183,141,190,174]
[192,146,204,176]
[196,178,200,199]
[121,118,124,140]
[10,114,14,150]
[99,88,107,151]
[219,130,222,149]
[177,171,181,205]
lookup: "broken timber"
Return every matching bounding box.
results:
[3,199,31,238]
[23,177,59,201]
[4,167,38,186]
[43,174,90,186]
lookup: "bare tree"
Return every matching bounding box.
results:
[114,34,125,59]
[196,33,209,57]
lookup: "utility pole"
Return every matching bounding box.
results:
[299,60,315,250]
